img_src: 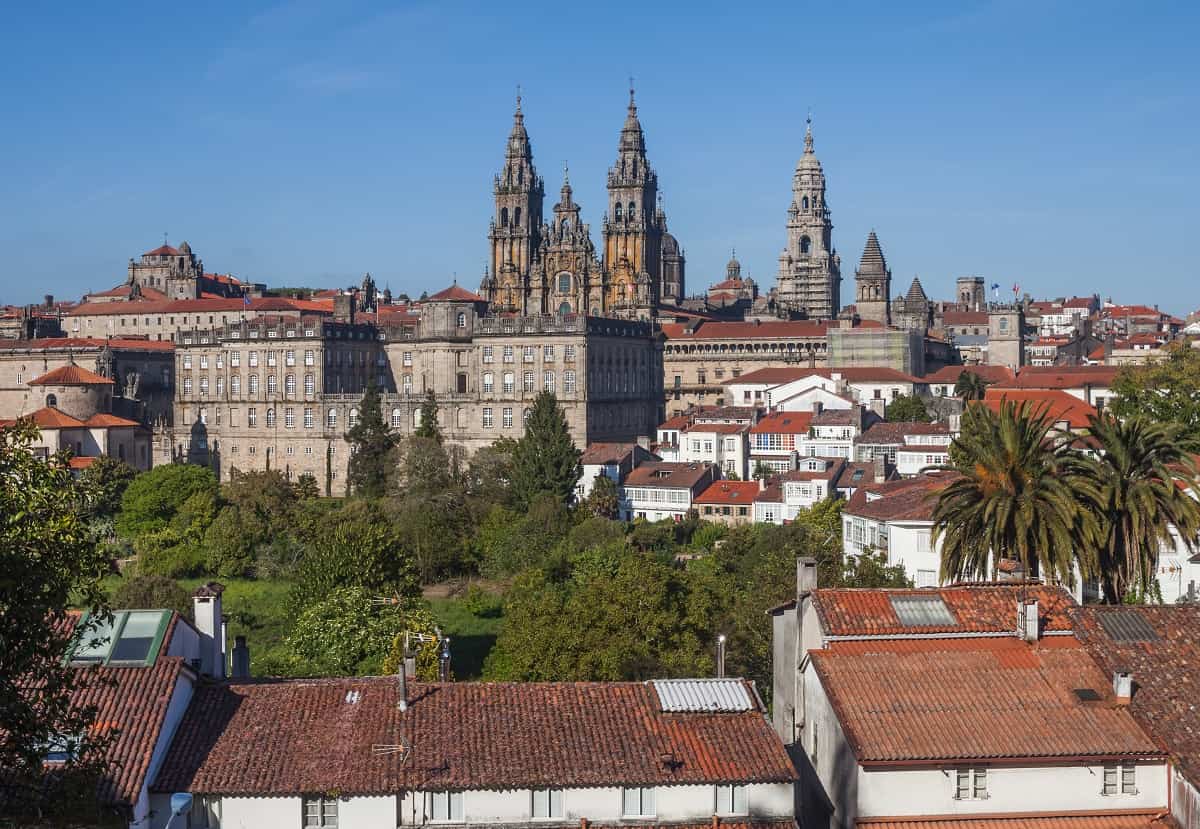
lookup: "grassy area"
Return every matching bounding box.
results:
[103,575,502,679]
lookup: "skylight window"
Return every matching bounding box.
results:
[1097,611,1159,642]
[70,610,170,667]
[889,595,956,627]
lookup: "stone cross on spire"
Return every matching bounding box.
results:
[804,112,814,154]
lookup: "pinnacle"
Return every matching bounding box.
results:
[857,231,888,277]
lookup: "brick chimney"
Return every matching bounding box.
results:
[192,582,227,679]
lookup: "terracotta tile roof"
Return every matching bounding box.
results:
[693,406,758,422]
[921,365,1016,385]
[427,284,486,303]
[1072,605,1200,789]
[727,366,919,386]
[83,413,141,428]
[86,284,169,301]
[834,462,889,491]
[153,679,796,796]
[0,337,175,353]
[684,422,750,435]
[19,406,86,429]
[580,442,637,465]
[754,482,784,504]
[858,421,950,445]
[811,409,860,426]
[624,462,714,490]
[1102,305,1164,319]
[695,481,762,505]
[941,311,989,325]
[1012,365,1120,388]
[842,473,954,522]
[979,389,1096,430]
[658,414,693,431]
[143,244,181,256]
[810,637,1161,764]
[28,364,114,386]
[857,812,1173,829]
[65,297,330,317]
[68,456,100,470]
[811,584,1078,637]
[750,411,813,435]
[660,320,841,340]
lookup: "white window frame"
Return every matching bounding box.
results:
[425,791,463,823]
[531,789,563,820]
[621,787,656,817]
[303,794,338,828]
[714,784,747,816]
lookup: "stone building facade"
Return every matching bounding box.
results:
[852,231,891,326]
[122,242,262,301]
[776,119,841,319]
[480,91,685,321]
[172,288,663,491]
[64,296,328,343]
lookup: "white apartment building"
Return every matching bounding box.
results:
[679,422,749,479]
[842,473,949,587]
[895,434,952,476]
[151,678,799,829]
[797,407,868,460]
[621,461,718,522]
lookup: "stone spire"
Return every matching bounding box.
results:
[776,115,840,318]
[804,113,814,155]
[853,231,891,326]
[857,231,887,276]
[486,90,544,313]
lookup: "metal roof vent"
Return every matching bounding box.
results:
[650,679,753,712]
[889,595,956,627]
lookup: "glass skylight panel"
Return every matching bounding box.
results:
[890,595,956,626]
[70,614,116,663]
[109,610,168,664]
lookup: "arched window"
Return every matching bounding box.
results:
[391,408,402,428]
[558,273,571,293]
[348,407,358,428]
[482,372,494,393]
[627,201,636,221]
[456,407,465,428]
[402,374,413,394]
[267,375,278,395]
[231,375,241,395]
[800,236,811,255]
[559,301,572,316]
[327,408,337,428]
[802,196,809,210]
[514,207,521,228]
[500,207,509,226]
[45,393,57,407]
[544,370,555,392]
[265,408,276,427]
[614,203,622,221]
[413,409,421,428]
[561,218,570,235]
[248,374,259,394]
[456,312,466,328]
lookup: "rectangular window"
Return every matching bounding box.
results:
[523,371,535,391]
[403,351,413,366]
[199,355,209,369]
[426,791,463,823]
[304,408,314,429]
[229,409,238,427]
[183,354,192,369]
[482,346,494,363]
[503,346,514,363]
[285,408,295,428]
[304,350,315,366]
[531,789,563,819]
[564,344,575,361]
[503,373,515,394]
[523,345,535,362]
[482,408,493,428]
[249,351,259,367]
[564,370,576,393]
[544,370,555,392]
[248,408,257,427]
[230,351,240,367]
[267,352,277,367]
[503,407,513,428]
[956,767,987,799]
[622,787,655,817]
[1122,762,1136,794]
[285,350,295,366]
[303,795,338,827]
[714,784,747,816]
[543,345,555,361]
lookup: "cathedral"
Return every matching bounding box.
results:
[479,90,685,320]
[775,118,841,319]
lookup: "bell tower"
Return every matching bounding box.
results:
[601,85,662,318]
[485,93,544,313]
[776,117,840,318]
[854,231,891,326]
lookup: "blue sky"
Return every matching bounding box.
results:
[1,1,1196,312]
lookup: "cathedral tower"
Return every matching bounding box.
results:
[776,117,840,318]
[535,165,601,316]
[601,86,663,318]
[485,95,544,312]
[854,231,891,326]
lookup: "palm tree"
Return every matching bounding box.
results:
[1078,413,1200,603]
[933,400,1092,584]
[954,370,989,402]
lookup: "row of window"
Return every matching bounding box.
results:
[480,370,577,394]
[480,344,576,364]
[294,785,750,827]
[182,374,318,398]
[183,350,322,370]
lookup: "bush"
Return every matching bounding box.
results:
[133,529,206,578]
[116,464,219,539]
[111,575,192,619]
[462,584,503,618]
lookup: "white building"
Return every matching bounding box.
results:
[575,442,653,502]
[621,461,718,522]
[797,406,870,460]
[770,576,1172,829]
[895,435,952,477]
[151,678,799,829]
[854,421,951,467]
[842,473,951,587]
[726,367,922,416]
[754,458,845,525]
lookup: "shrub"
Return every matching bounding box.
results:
[111,575,192,619]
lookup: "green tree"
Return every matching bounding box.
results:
[885,393,931,423]
[464,439,516,513]
[78,455,138,519]
[1079,413,1200,603]
[0,422,115,817]
[510,391,581,507]
[584,474,620,519]
[414,390,443,443]
[203,506,260,577]
[933,401,1090,584]
[1110,346,1200,443]
[115,463,218,539]
[283,585,441,676]
[345,379,398,498]
[398,435,454,495]
[954,370,990,402]
[295,472,320,500]
[111,574,191,619]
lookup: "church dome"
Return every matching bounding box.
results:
[726,254,742,280]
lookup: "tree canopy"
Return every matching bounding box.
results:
[115,462,218,538]
[885,393,931,423]
[510,391,581,507]
[345,379,398,498]
[414,391,443,443]
[1110,345,1200,443]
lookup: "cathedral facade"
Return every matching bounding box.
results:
[480,91,685,321]
[776,119,841,320]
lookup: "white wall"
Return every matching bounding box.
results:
[857,762,1167,817]
[137,674,195,829]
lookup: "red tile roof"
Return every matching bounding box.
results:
[28,364,114,385]
[83,413,141,428]
[695,481,762,505]
[979,389,1096,430]
[811,584,1078,637]
[921,365,1016,385]
[624,462,715,490]
[1073,605,1200,789]
[65,297,330,317]
[658,414,693,431]
[143,244,181,256]
[579,442,637,465]
[810,636,1161,764]
[661,320,847,340]
[941,311,989,325]
[427,284,486,303]
[0,337,175,353]
[68,456,100,470]
[86,284,169,301]
[153,679,796,796]
[750,411,813,435]
[858,421,950,444]
[857,812,1173,829]
[728,366,919,386]
[19,406,87,428]
[843,473,953,522]
[1011,365,1120,388]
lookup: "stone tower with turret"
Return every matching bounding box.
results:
[601,87,665,319]
[483,95,544,313]
[776,118,841,319]
[534,167,602,316]
[854,231,891,326]
[957,276,985,312]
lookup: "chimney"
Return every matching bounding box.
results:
[333,293,355,323]
[191,582,226,679]
[231,635,251,679]
[712,816,720,829]
[797,556,818,599]
[1017,599,1039,642]
[636,434,651,451]
[811,401,823,415]
[1113,671,1133,704]
[873,454,886,483]
[759,475,767,492]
